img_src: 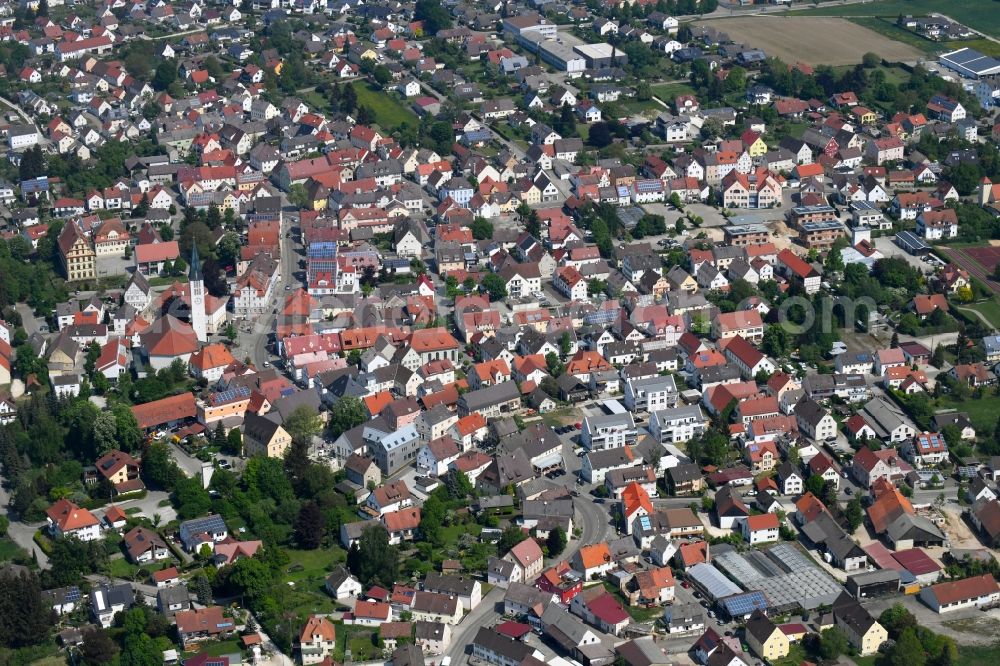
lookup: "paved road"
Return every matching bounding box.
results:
[445,585,504,664]
[85,573,160,599]
[0,95,40,130]
[570,496,614,560]
[234,200,299,370]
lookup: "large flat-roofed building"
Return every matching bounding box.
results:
[502,13,558,40]
[518,33,586,73]
[787,204,838,228]
[724,223,769,246]
[573,42,628,69]
[799,220,845,249]
[939,47,1000,79]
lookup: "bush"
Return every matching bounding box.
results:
[32,530,53,556]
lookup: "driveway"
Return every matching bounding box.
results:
[111,490,177,525]
[14,302,43,336]
[169,441,207,479]
[0,479,48,567]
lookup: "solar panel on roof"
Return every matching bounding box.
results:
[722,591,769,616]
[64,587,81,602]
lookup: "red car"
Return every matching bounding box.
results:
[575,422,582,430]
[681,581,690,589]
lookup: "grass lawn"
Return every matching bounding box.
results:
[779,122,808,140]
[0,537,27,563]
[348,634,383,662]
[792,0,1000,39]
[183,639,243,659]
[491,122,529,150]
[440,522,482,544]
[302,90,332,114]
[619,98,666,118]
[283,546,347,582]
[349,81,417,132]
[600,582,662,623]
[271,546,346,619]
[336,624,384,662]
[847,17,947,55]
[831,63,910,85]
[773,644,809,666]
[107,557,148,580]
[954,298,1000,330]
[651,82,696,105]
[956,39,1000,58]
[26,658,67,666]
[851,655,879,666]
[958,643,1000,666]
[935,393,1000,433]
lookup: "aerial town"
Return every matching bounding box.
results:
[5,0,1000,665]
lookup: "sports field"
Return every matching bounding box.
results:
[696,16,923,66]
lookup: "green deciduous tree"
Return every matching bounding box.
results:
[496,525,528,557]
[471,217,494,240]
[481,273,507,301]
[879,603,917,639]
[347,525,399,587]
[844,495,864,533]
[414,0,452,34]
[173,476,212,520]
[328,395,366,438]
[818,626,849,659]
[142,441,182,490]
[284,405,322,446]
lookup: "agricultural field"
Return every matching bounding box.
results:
[943,246,1000,297]
[847,16,950,55]
[696,16,923,66]
[793,0,1000,40]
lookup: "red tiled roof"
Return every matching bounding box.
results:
[130,392,196,429]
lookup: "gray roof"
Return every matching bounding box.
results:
[472,628,534,662]
[794,398,830,428]
[859,396,912,440]
[423,572,477,597]
[542,603,594,647]
[745,610,777,645]
[585,446,636,471]
[687,563,740,600]
[886,513,945,544]
[460,382,521,412]
[157,586,191,607]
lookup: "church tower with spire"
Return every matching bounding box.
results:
[188,243,207,343]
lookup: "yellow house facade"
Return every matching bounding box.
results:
[745,611,790,662]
